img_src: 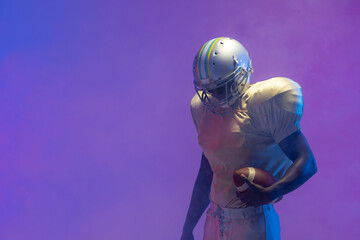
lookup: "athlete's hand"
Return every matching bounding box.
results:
[236,174,282,207]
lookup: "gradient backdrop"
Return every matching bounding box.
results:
[0,0,359,239]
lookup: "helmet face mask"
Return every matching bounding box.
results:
[195,65,252,115]
[193,37,253,115]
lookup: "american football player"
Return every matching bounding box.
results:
[181,37,317,240]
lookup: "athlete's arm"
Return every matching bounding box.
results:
[181,153,213,240]
[237,130,317,206]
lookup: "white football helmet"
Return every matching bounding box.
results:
[193,37,253,115]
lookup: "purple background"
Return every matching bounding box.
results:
[0,0,359,239]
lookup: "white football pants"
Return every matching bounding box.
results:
[203,202,280,240]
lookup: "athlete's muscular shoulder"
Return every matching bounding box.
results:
[244,77,303,112]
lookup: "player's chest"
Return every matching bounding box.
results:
[197,110,250,152]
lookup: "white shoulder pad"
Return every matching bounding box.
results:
[244,77,302,108]
[190,93,203,110]
[190,93,205,133]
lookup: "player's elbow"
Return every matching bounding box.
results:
[307,155,317,178]
[311,158,317,175]
[298,152,317,180]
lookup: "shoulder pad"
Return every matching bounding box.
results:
[244,77,302,106]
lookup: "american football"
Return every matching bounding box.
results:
[233,167,276,192]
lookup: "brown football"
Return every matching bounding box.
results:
[233,167,276,192]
